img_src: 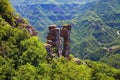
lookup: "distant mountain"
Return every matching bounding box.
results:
[12,4,81,31]
[10,0,97,31]
[10,0,96,6]
[69,0,120,68]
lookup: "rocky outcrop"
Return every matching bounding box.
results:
[44,24,71,59]
[15,17,37,36]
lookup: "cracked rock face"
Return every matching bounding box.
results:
[45,24,71,59]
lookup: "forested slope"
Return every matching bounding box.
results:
[70,0,120,69]
[0,0,120,80]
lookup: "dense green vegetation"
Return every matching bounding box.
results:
[0,0,120,80]
[1,15,120,80]
[70,0,120,69]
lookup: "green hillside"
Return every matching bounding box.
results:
[1,0,120,80]
[69,0,120,69]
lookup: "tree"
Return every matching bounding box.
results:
[13,63,37,80]
[0,56,15,80]
[19,37,47,66]
[0,0,15,25]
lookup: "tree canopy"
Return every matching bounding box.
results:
[0,0,120,80]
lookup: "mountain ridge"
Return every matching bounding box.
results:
[10,0,96,6]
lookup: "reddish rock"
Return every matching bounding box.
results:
[14,17,38,36]
[61,24,71,59]
[46,25,62,57]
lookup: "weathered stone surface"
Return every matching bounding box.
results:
[44,43,53,58]
[15,17,25,25]
[61,24,71,59]
[25,25,38,36]
[15,17,38,36]
[45,24,71,59]
[47,25,62,57]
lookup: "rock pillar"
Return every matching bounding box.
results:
[47,25,62,57]
[60,24,71,59]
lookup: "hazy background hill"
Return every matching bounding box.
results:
[10,0,120,68]
[10,0,96,5]
[10,0,97,31]
[70,0,120,68]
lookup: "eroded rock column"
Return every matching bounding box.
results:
[47,25,62,57]
[60,24,71,59]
